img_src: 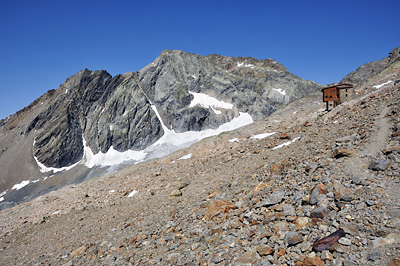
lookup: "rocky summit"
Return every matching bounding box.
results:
[0,47,400,265]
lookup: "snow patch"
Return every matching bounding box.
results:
[189,91,233,114]
[237,62,254,68]
[82,138,147,168]
[34,155,80,173]
[149,110,253,149]
[109,190,115,195]
[251,132,276,140]
[0,197,3,202]
[273,88,286,95]
[12,180,31,190]
[228,138,240,143]
[272,137,300,150]
[65,89,68,94]
[127,190,139,197]
[43,174,54,181]
[178,153,192,160]
[0,190,7,197]
[373,80,392,89]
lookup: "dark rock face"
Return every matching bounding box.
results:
[28,70,164,168]
[4,50,323,169]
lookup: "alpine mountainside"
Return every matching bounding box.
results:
[0,50,322,207]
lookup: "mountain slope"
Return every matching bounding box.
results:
[0,76,398,265]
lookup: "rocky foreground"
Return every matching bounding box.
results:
[0,82,399,265]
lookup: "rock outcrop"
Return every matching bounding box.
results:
[341,46,400,89]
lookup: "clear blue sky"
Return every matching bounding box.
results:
[0,0,399,120]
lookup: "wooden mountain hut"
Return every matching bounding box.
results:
[321,83,353,111]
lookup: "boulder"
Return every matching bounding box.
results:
[369,159,392,171]
[203,200,236,221]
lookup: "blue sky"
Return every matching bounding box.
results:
[0,0,399,120]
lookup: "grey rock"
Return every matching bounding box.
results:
[256,190,285,207]
[292,191,303,205]
[369,159,392,171]
[342,260,358,266]
[351,176,370,186]
[282,204,296,216]
[286,232,304,246]
[310,206,330,219]
[351,176,363,185]
[367,252,381,262]
[338,237,351,246]
[336,135,357,145]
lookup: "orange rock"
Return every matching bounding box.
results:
[387,259,400,266]
[310,183,327,205]
[70,245,87,259]
[129,235,138,244]
[302,256,324,266]
[280,133,290,139]
[202,200,236,221]
[331,148,354,159]
[255,182,268,191]
[293,217,310,230]
[235,250,259,264]
[381,145,400,154]
[277,248,286,257]
[256,244,274,256]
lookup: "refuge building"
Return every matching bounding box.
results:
[321,83,354,111]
